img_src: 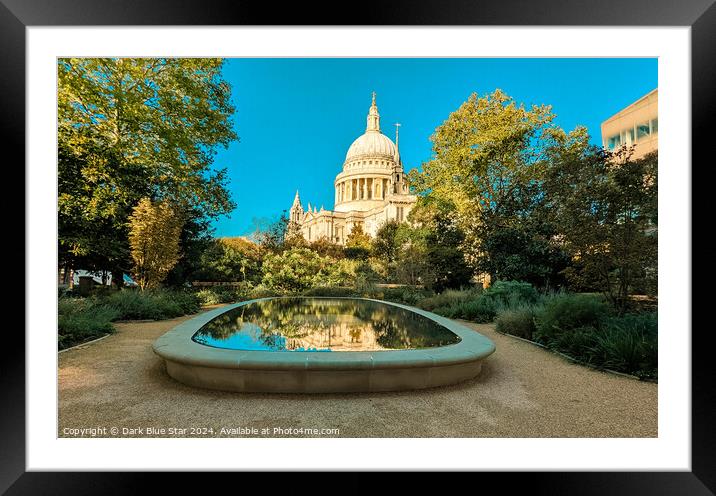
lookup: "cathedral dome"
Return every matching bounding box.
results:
[343,92,399,166]
[345,131,397,163]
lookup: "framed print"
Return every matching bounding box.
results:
[4,0,713,491]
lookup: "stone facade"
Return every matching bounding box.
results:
[289,93,417,245]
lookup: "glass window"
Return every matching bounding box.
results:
[637,122,650,139]
[651,118,658,133]
[607,135,621,150]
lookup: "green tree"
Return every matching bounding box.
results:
[389,216,433,286]
[309,237,346,259]
[410,89,569,287]
[345,224,372,260]
[58,142,139,280]
[285,219,305,246]
[58,58,236,284]
[165,207,215,287]
[473,179,570,289]
[395,244,432,287]
[373,221,400,265]
[425,212,475,292]
[251,212,292,253]
[128,198,184,290]
[544,131,658,312]
[384,205,473,291]
[193,238,262,283]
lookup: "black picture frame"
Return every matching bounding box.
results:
[4,0,711,492]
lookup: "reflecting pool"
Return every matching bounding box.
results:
[192,298,461,352]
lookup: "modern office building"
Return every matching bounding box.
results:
[601,88,658,160]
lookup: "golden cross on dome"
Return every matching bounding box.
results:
[372,91,376,105]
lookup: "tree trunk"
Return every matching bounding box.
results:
[111,269,124,290]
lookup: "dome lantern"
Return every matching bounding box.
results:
[343,92,398,166]
[366,91,380,132]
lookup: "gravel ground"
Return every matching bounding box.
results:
[58,307,657,438]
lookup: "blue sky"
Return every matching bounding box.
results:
[210,58,657,238]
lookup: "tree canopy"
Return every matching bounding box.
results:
[58,58,237,281]
[410,89,570,288]
[544,134,658,311]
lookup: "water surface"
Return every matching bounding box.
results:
[192,298,460,352]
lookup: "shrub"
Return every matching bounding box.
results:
[58,295,87,316]
[261,248,336,292]
[194,284,253,305]
[495,306,538,340]
[104,290,166,320]
[170,290,202,315]
[590,326,655,378]
[417,287,480,312]
[532,302,657,379]
[301,286,357,298]
[57,288,210,350]
[249,285,281,299]
[456,297,498,322]
[432,296,497,323]
[604,312,657,336]
[195,288,223,305]
[534,293,610,342]
[550,325,599,360]
[355,279,379,296]
[379,286,433,306]
[327,259,357,287]
[594,313,657,378]
[103,289,200,320]
[482,280,539,305]
[58,300,119,349]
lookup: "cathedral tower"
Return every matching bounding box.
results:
[289,93,416,244]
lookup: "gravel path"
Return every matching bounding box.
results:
[58,307,657,438]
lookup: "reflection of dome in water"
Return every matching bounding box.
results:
[286,322,383,351]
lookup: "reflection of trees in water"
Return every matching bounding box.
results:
[260,333,287,350]
[349,328,363,342]
[371,312,458,349]
[194,298,459,350]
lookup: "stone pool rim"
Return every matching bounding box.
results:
[152,297,496,393]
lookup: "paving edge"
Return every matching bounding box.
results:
[58,333,112,354]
